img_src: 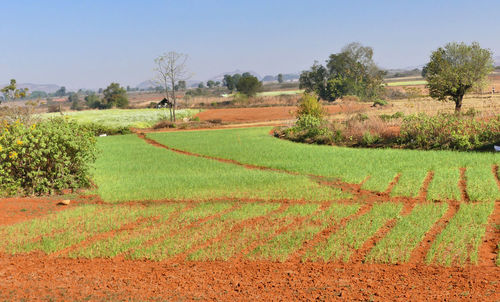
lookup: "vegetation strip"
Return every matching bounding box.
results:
[350,203,415,263]
[306,202,403,262]
[426,201,495,266]
[477,198,500,266]
[418,171,434,200]
[186,203,309,261]
[290,203,370,262]
[459,168,470,202]
[366,202,448,264]
[124,202,237,259]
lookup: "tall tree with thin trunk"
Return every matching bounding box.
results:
[154,52,191,121]
[423,42,493,113]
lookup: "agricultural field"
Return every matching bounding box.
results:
[386,80,427,87]
[40,108,200,128]
[1,126,499,300]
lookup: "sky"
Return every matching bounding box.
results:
[1,0,499,90]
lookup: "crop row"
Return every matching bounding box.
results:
[0,201,495,266]
[146,127,500,201]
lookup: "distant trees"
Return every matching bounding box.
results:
[236,74,262,97]
[1,79,28,104]
[102,83,128,108]
[85,93,101,109]
[277,73,283,83]
[423,42,493,112]
[55,86,67,97]
[154,51,192,122]
[206,80,215,88]
[299,42,385,101]
[223,73,262,96]
[198,82,205,89]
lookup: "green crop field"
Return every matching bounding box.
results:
[40,108,200,128]
[257,89,304,97]
[0,126,498,267]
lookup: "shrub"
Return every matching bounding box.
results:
[399,113,500,150]
[373,99,388,106]
[0,118,97,195]
[79,122,131,136]
[296,93,326,119]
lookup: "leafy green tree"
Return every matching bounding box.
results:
[277,73,283,83]
[68,92,79,103]
[1,79,28,103]
[206,80,215,88]
[55,86,66,97]
[85,93,101,109]
[300,42,385,101]
[102,83,128,109]
[215,81,221,87]
[177,80,187,90]
[423,42,493,112]
[198,82,205,89]
[236,74,262,97]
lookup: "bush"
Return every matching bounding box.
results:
[372,99,388,106]
[296,93,326,119]
[0,118,97,195]
[399,113,500,150]
[79,122,131,136]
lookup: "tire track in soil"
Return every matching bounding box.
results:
[459,167,470,202]
[120,203,239,259]
[288,202,374,262]
[408,201,459,265]
[349,202,416,264]
[477,165,500,266]
[50,215,161,258]
[385,173,401,195]
[232,202,332,261]
[177,203,291,262]
[418,171,434,201]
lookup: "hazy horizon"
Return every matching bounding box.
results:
[2,0,499,90]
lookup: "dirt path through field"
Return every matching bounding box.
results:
[0,253,498,301]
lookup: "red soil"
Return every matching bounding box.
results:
[0,197,78,226]
[195,103,367,123]
[0,254,498,301]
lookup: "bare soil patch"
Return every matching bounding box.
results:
[0,254,498,301]
[0,197,78,226]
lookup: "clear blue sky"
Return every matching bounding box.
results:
[1,0,499,89]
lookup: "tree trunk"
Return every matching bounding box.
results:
[454,94,463,113]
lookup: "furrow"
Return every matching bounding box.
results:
[459,167,470,202]
[419,171,434,200]
[478,200,500,266]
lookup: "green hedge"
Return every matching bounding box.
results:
[0,118,97,195]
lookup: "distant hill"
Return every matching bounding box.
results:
[0,83,61,94]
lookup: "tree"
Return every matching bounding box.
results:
[102,83,128,109]
[299,42,385,101]
[277,73,284,83]
[85,93,101,109]
[1,79,28,103]
[177,80,187,90]
[223,74,236,92]
[423,42,493,112]
[198,82,205,89]
[215,81,221,87]
[154,51,191,121]
[206,80,215,88]
[68,92,79,103]
[236,74,262,97]
[55,86,66,97]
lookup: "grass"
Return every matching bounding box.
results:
[366,203,448,263]
[147,127,500,200]
[247,203,361,262]
[0,204,156,254]
[386,80,427,87]
[40,108,200,128]
[307,203,402,262]
[257,89,304,97]
[426,201,495,266]
[93,134,347,202]
[188,203,319,261]
[131,203,277,261]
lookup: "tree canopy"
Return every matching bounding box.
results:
[423,42,493,112]
[1,79,28,103]
[299,42,385,101]
[236,74,262,97]
[102,83,128,108]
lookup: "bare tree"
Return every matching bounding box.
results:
[154,52,191,121]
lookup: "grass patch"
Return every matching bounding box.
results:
[247,203,361,262]
[307,202,402,262]
[93,134,347,202]
[466,166,500,202]
[40,109,200,129]
[386,80,427,87]
[427,169,461,201]
[131,203,277,261]
[426,202,494,266]
[148,127,500,199]
[366,203,448,263]
[257,90,304,97]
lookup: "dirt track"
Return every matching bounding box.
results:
[0,254,498,301]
